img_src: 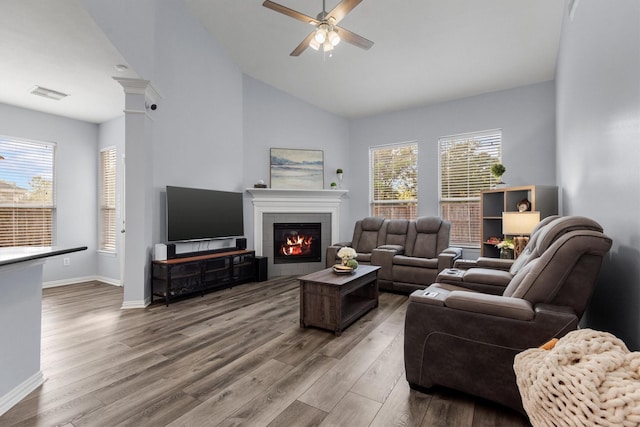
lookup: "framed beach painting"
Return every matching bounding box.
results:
[270,148,324,189]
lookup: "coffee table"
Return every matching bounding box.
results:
[298,265,380,336]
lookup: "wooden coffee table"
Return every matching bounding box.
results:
[298,265,380,336]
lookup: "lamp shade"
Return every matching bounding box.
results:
[502,211,540,235]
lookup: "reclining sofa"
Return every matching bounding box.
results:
[326,216,461,293]
[403,216,613,413]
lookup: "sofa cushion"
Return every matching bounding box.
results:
[356,253,372,263]
[352,217,386,253]
[393,255,438,269]
[385,219,409,247]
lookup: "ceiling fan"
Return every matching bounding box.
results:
[262,0,374,56]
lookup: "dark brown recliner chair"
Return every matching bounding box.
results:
[403,218,612,413]
[436,215,601,295]
[325,216,387,267]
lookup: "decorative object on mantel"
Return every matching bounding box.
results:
[270,148,324,190]
[330,182,337,189]
[254,179,267,189]
[336,168,343,188]
[490,163,506,188]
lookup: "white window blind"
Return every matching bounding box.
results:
[99,147,117,252]
[369,142,418,220]
[439,130,502,247]
[0,136,55,247]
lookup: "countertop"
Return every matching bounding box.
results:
[0,246,88,267]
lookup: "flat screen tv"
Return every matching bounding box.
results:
[166,186,244,242]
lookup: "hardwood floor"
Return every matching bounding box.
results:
[1,278,531,426]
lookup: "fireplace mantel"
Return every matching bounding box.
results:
[246,188,348,256]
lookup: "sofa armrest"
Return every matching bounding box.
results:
[476,257,514,271]
[371,248,399,281]
[438,247,462,271]
[444,291,534,321]
[377,244,404,255]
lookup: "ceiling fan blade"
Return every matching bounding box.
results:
[327,0,363,24]
[262,1,320,25]
[290,32,316,56]
[335,26,374,50]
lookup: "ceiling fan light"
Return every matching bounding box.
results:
[314,27,327,43]
[309,38,321,50]
[323,40,333,52]
[328,30,340,46]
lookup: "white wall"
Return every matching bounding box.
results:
[556,0,640,349]
[97,116,125,284]
[242,75,351,247]
[0,102,98,283]
[348,81,557,254]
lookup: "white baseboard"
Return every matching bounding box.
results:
[43,275,122,288]
[121,296,150,309]
[0,371,44,417]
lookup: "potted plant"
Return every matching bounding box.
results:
[490,163,506,188]
[336,168,343,188]
[330,182,337,189]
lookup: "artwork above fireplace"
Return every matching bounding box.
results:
[273,222,321,264]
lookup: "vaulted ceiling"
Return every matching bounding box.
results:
[0,0,565,124]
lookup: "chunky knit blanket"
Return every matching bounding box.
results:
[514,329,640,427]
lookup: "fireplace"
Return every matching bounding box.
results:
[273,222,321,264]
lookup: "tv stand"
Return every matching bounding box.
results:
[151,249,255,306]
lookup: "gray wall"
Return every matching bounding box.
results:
[242,75,352,248]
[0,102,98,283]
[556,0,640,350]
[348,81,557,255]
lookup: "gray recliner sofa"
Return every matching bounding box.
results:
[326,216,461,293]
[371,217,461,293]
[403,216,613,413]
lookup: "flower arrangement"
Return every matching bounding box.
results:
[337,246,358,268]
[495,238,514,250]
[337,246,356,260]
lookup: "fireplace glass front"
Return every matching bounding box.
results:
[273,222,322,264]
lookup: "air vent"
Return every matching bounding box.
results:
[30,86,69,101]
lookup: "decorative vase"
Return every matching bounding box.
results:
[337,173,343,188]
[500,248,514,259]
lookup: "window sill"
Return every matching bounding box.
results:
[97,250,117,257]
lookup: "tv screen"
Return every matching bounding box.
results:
[166,186,244,242]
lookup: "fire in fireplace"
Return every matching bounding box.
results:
[273,222,321,264]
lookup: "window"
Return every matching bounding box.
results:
[0,136,56,247]
[99,147,117,252]
[439,130,502,247]
[369,142,418,219]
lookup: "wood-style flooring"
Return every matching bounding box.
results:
[1,277,531,426]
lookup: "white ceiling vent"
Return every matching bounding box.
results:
[30,85,69,101]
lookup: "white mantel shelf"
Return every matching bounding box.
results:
[246,188,348,256]
[246,188,348,199]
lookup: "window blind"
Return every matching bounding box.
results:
[439,130,502,247]
[99,147,117,252]
[0,137,55,247]
[369,142,418,220]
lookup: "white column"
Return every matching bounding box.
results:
[114,78,159,308]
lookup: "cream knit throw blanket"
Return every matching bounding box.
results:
[514,329,640,427]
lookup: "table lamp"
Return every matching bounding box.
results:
[502,211,541,258]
